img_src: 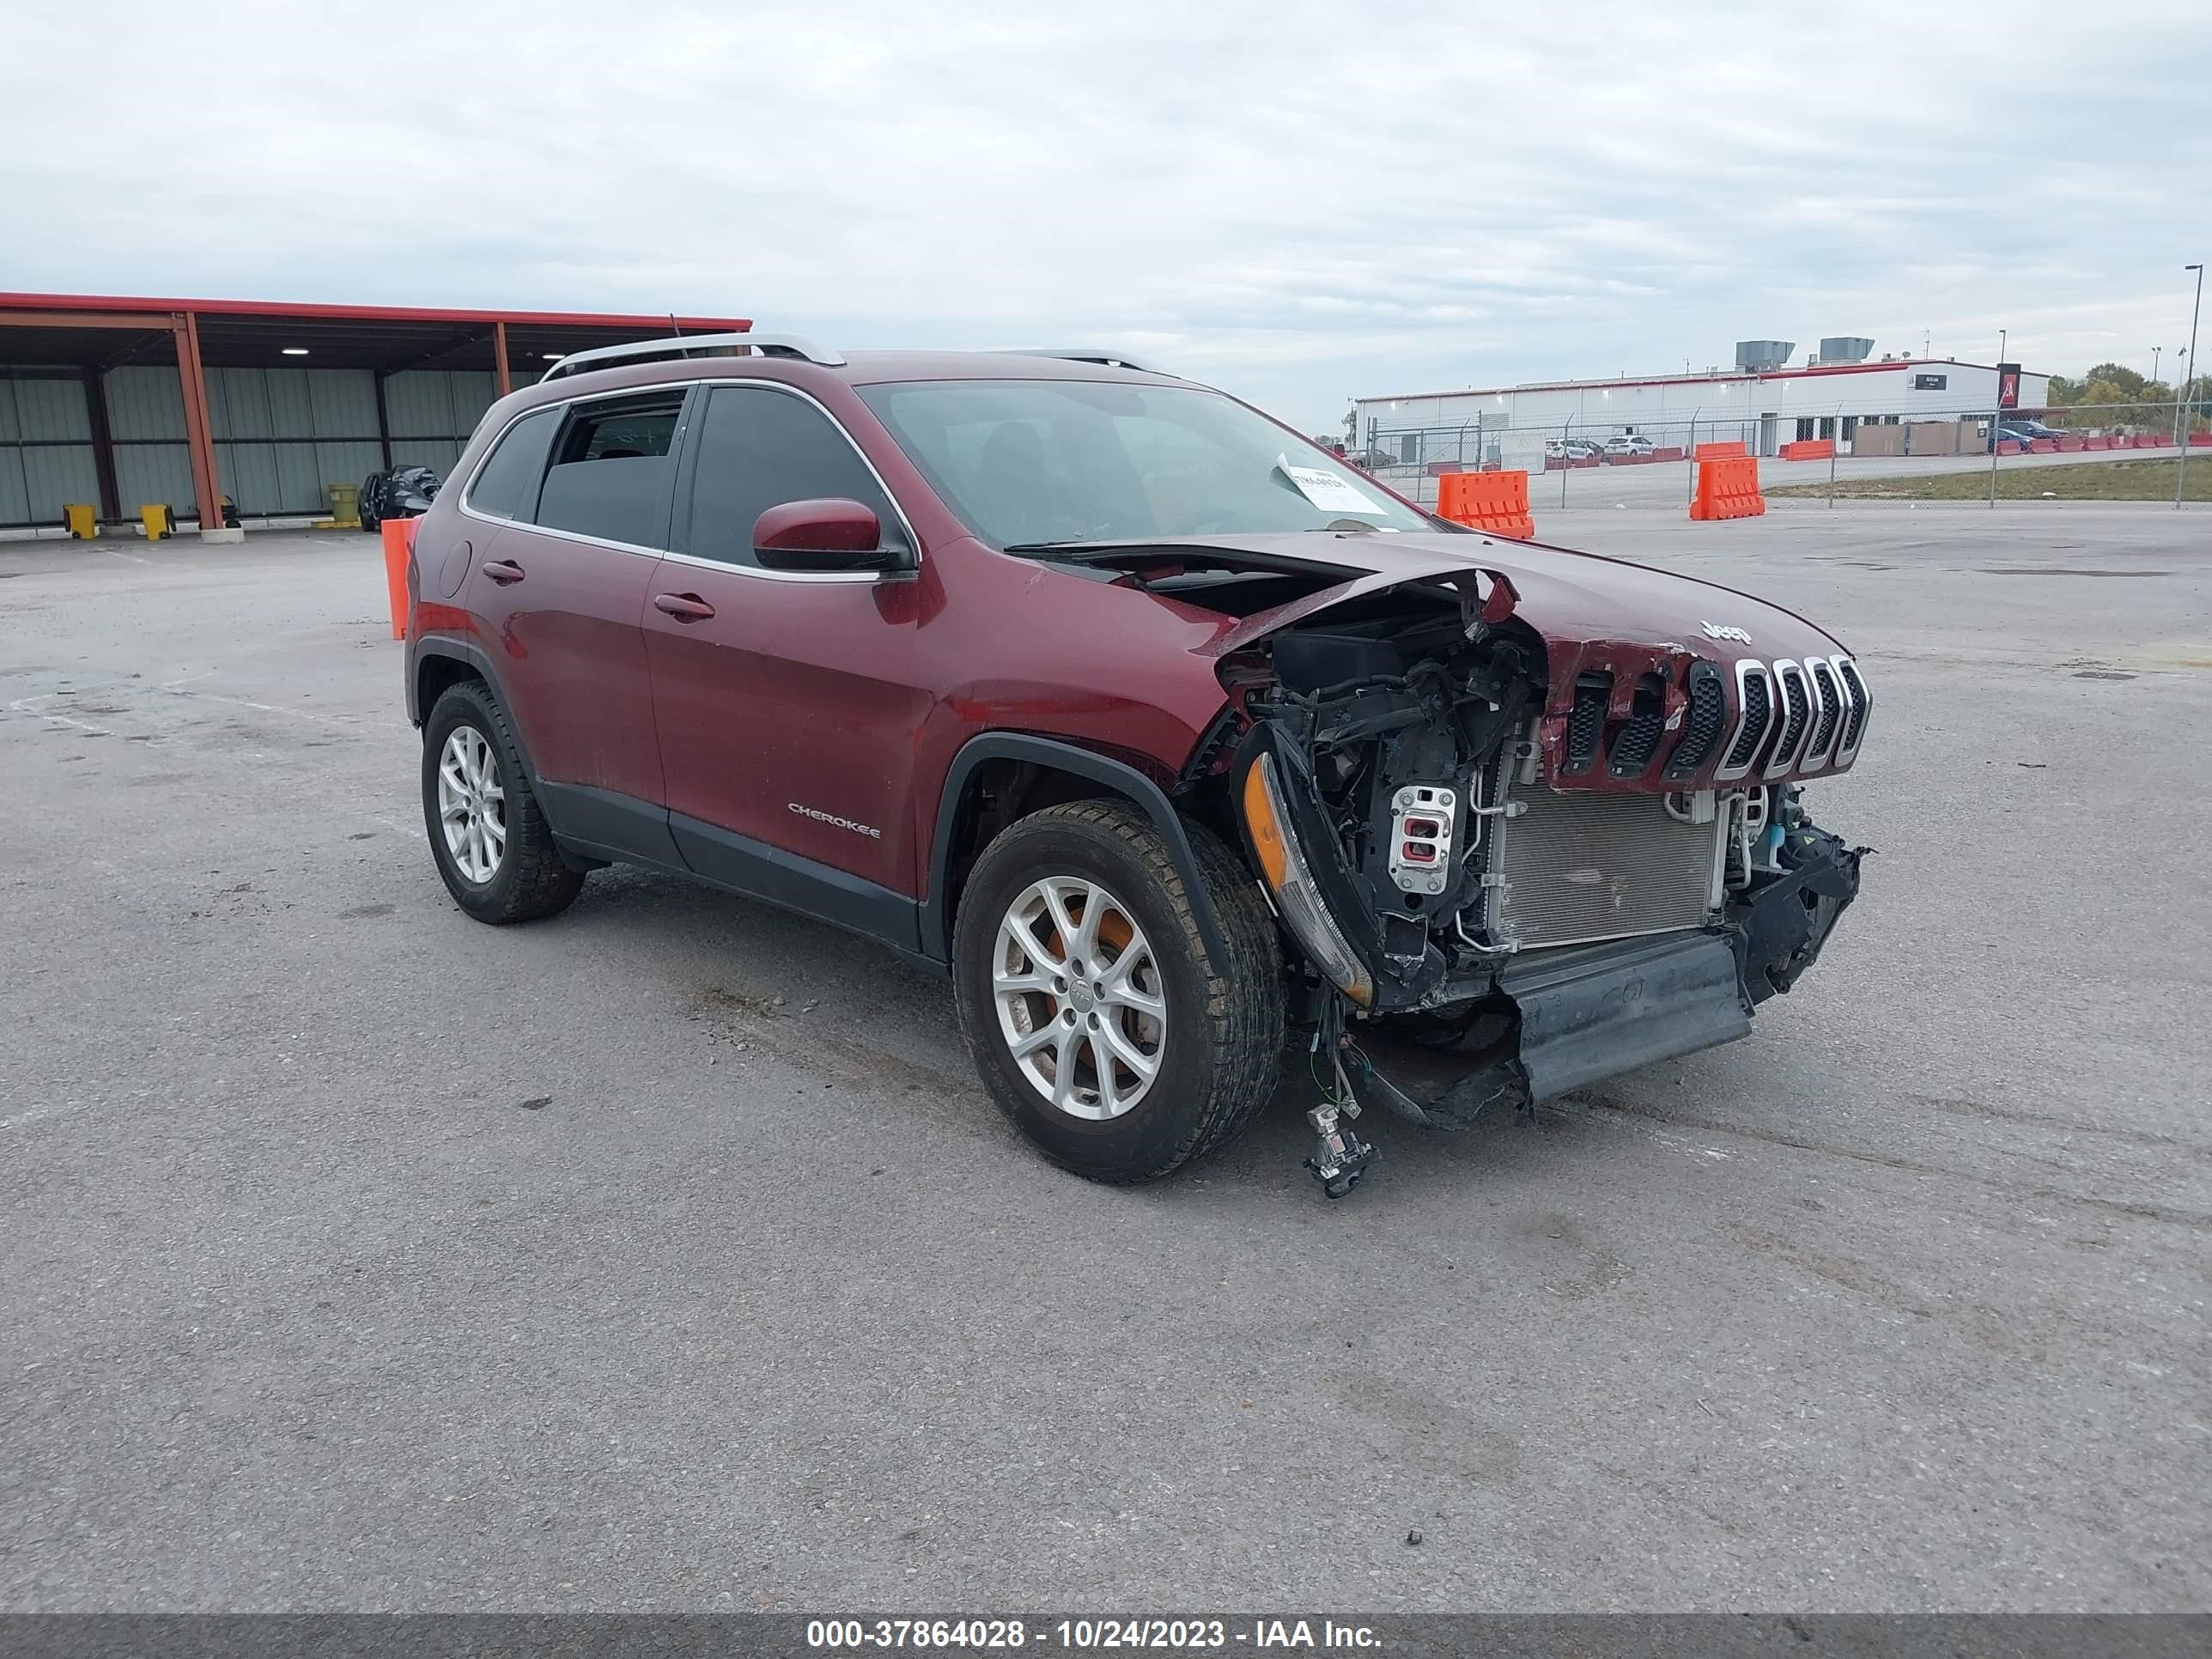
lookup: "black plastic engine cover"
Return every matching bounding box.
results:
[1272,630,1408,693]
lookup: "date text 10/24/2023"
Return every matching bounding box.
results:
[806,1619,1381,1650]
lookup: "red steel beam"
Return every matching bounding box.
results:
[0,309,173,331]
[172,313,225,533]
[0,292,748,332]
[495,320,512,396]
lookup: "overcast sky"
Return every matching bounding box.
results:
[8,2,2209,428]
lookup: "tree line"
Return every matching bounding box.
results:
[2044,362,2209,430]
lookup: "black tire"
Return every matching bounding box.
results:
[952,799,1285,1184]
[420,679,583,924]
[361,511,380,532]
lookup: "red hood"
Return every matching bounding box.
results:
[1182,530,1865,790]
[1200,530,1846,664]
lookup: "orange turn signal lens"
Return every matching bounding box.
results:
[1239,751,1374,1007]
[1243,757,1291,890]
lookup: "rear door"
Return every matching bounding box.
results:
[641,382,929,912]
[459,388,689,855]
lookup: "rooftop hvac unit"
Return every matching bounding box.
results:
[1735,340,1795,373]
[1819,337,1874,364]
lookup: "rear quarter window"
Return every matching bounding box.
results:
[462,407,559,521]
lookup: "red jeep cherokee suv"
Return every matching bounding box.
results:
[404,334,1866,1195]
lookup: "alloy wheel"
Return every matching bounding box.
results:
[436,724,507,884]
[993,877,1166,1120]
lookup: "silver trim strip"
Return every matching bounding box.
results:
[455,376,920,587]
[1799,659,1838,774]
[655,547,882,585]
[1713,658,1772,783]
[1832,654,1870,766]
[541,331,844,380]
[1763,659,1810,780]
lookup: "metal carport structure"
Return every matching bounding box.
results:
[0,295,748,537]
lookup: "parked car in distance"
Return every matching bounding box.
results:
[359,465,441,532]
[1544,437,1602,461]
[403,336,1870,1200]
[1601,434,1656,458]
[1342,447,1401,471]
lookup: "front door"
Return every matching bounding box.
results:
[641,383,930,933]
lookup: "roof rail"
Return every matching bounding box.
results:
[1001,349,1178,378]
[539,331,845,382]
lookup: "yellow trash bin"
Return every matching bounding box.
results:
[63,503,97,539]
[325,483,361,528]
[141,503,172,541]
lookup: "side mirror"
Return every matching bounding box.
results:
[752,498,902,573]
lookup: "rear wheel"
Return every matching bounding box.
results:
[953,800,1284,1183]
[420,680,582,923]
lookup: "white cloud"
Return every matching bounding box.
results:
[4,0,2208,427]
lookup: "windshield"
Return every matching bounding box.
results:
[855,379,1432,545]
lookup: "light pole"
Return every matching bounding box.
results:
[2153,346,2163,386]
[1989,326,2007,507]
[2179,264,2203,509]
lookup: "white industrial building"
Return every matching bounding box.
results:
[1353,339,2052,465]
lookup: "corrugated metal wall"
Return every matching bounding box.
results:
[0,374,100,526]
[105,365,196,517]
[203,367,382,514]
[384,368,502,478]
[1,362,514,524]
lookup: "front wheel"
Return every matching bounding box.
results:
[952,800,1285,1184]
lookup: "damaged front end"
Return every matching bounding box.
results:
[1203,545,1869,1191]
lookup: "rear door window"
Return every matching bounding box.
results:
[463,406,559,522]
[535,394,686,548]
[680,386,899,568]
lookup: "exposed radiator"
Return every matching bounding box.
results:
[1484,786,1726,951]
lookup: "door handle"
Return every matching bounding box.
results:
[481,560,525,585]
[653,592,716,622]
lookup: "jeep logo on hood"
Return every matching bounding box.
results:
[1699,621,1753,645]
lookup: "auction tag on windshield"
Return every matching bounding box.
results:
[1278,454,1389,517]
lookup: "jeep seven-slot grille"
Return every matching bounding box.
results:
[1664,662,1727,779]
[1769,665,1810,771]
[1724,670,1771,770]
[1564,672,1609,774]
[1806,660,1842,757]
[1608,674,1667,776]
[1836,659,1870,752]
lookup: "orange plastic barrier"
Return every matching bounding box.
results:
[1689,455,1765,522]
[1778,439,1834,461]
[1436,469,1534,539]
[380,516,417,640]
[1693,441,1747,461]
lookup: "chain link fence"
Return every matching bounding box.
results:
[1347,400,2211,510]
